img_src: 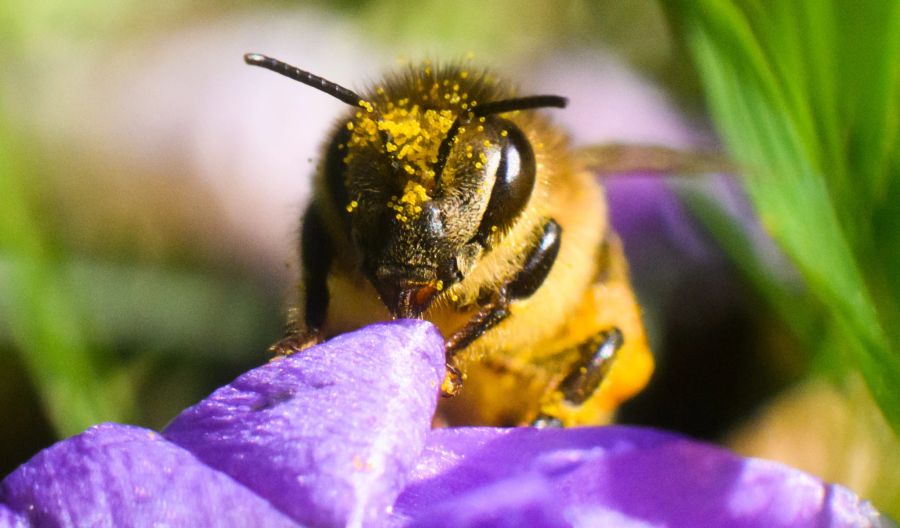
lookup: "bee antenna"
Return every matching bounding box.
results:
[472,95,568,117]
[433,95,567,187]
[244,53,364,108]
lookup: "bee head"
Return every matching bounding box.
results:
[244,53,565,318]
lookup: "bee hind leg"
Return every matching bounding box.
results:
[532,327,624,425]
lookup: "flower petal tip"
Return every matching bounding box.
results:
[164,320,445,526]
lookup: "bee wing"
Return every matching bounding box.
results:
[577,144,735,177]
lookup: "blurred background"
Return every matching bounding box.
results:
[1,0,898,516]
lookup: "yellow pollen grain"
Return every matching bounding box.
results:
[436,280,444,291]
[491,225,498,232]
[460,71,469,79]
[346,121,354,130]
[483,140,492,147]
[450,293,459,302]
[500,130,508,137]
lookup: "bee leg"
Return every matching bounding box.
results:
[531,416,564,428]
[443,219,562,396]
[269,205,332,357]
[445,292,511,360]
[531,327,624,423]
[557,327,623,404]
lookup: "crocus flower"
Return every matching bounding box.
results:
[0,321,888,527]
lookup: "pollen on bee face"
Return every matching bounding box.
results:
[358,100,375,113]
[345,91,460,220]
[385,181,431,222]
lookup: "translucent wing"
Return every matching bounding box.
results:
[578,144,735,176]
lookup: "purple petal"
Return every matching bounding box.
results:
[393,426,886,528]
[0,423,297,527]
[606,175,714,262]
[164,320,445,527]
[0,504,27,528]
[402,474,570,528]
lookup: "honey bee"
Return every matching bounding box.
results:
[245,53,654,426]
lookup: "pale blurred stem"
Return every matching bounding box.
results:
[0,124,132,436]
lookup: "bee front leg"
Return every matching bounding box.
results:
[269,205,332,357]
[443,219,562,396]
[442,291,510,396]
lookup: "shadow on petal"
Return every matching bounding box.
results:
[393,426,887,528]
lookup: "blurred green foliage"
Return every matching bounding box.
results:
[666,1,900,435]
[0,0,283,460]
[0,123,130,435]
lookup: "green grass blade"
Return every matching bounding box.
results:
[667,0,900,434]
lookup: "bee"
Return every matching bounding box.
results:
[244,53,654,426]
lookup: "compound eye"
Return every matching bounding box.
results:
[474,122,536,246]
[324,125,352,218]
